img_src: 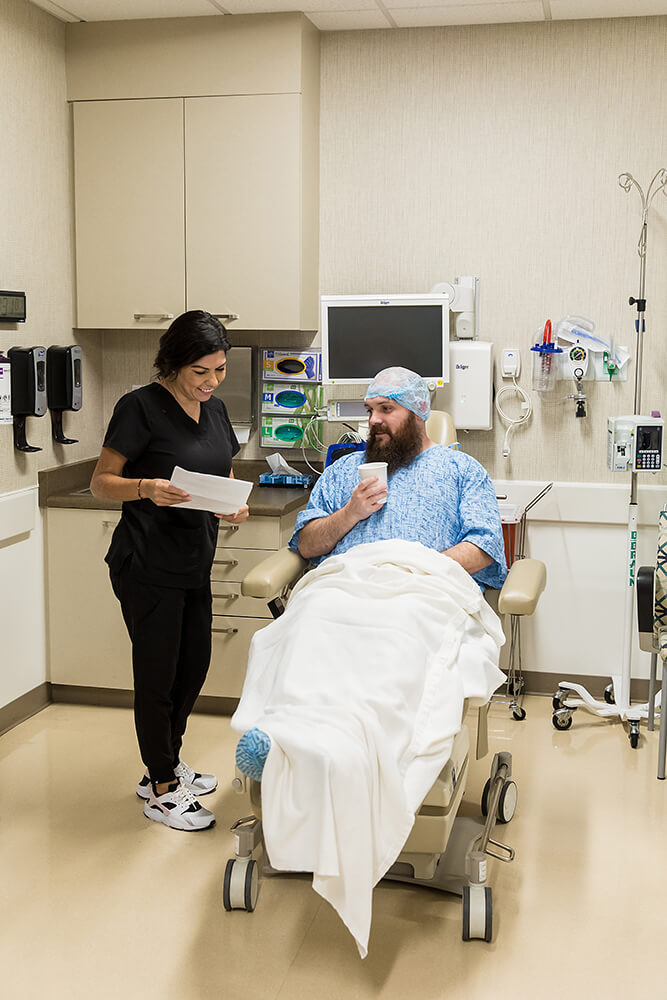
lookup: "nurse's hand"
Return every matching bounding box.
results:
[216,504,250,524]
[143,478,192,506]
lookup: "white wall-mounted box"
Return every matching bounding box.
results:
[437,341,493,431]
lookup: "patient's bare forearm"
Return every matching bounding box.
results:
[442,541,493,575]
[297,508,360,560]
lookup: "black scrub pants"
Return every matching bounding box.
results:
[111,560,213,785]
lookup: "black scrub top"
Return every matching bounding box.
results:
[103,383,240,589]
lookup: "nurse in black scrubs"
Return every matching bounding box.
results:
[90,311,249,831]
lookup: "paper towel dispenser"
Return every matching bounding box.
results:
[213,346,253,434]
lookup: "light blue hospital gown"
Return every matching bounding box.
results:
[289,445,507,590]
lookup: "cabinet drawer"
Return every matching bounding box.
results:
[216,518,279,550]
[211,585,273,620]
[203,616,271,697]
[210,547,278,583]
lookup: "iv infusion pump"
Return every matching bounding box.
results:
[607,415,664,472]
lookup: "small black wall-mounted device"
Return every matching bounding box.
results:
[8,345,47,451]
[47,345,83,444]
[0,291,26,323]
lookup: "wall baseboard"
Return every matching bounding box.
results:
[50,684,239,717]
[0,683,51,737]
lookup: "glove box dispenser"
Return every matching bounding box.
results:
[47,345,82,444]
[8,346,46,452]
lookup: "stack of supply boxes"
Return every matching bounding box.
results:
[260,349,323,449]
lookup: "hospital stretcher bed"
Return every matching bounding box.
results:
[223,544,546,943]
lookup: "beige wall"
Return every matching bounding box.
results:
[320,16,667,483]
[93,14,667,480]
[0,0,103,496]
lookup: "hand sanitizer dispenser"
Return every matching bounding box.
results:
[8,346,46,452]
[47,345,82,444]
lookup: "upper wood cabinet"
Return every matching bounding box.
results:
[73,99,186,331]
[69,14,320,332]
[185,94,315,331]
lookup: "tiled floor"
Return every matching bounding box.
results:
[2,696,666,1000]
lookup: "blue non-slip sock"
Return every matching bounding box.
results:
[235,728,272,782]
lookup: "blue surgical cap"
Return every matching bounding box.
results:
[364,367,431,421]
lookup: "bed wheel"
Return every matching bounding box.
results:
[497,780,517,823]
[481,778,491,817]
[223,857,259,912]
[462,884,492,942]
[481,778,517,823]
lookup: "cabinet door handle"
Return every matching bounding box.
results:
[212,626,239,634]
[212,592,239,600]
[218,524,240,533]
[212,313,239,323]
[133,313,174,321]
[213,558,238,567]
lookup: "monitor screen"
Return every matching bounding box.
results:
[321,295,449,385]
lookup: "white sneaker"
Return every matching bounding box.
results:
[143,780,215,831]
[174,760,217,796]
[136,761,217,799]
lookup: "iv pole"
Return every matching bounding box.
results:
[552,168,667,749]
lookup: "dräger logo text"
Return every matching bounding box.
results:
[455,363,470,371]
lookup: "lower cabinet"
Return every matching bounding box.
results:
[47,506,299,700]
[47,508,131,689]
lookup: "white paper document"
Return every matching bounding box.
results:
[169,466,253,515]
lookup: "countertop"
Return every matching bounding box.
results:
[41,459,317,518]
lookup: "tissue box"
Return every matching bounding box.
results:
[262,350,321,382]
[261,381,323,415]
[259,473,315,488]
[261,415,323,449]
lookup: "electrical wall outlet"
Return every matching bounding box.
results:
[501,349,520,378]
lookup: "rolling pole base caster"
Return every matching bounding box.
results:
[628,719,640,749]
[506,675,526,720]
[552,707,575,730]
[552,687,578,731]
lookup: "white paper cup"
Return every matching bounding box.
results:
[359,462,388,504]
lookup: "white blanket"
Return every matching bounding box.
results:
[231,539,506,957]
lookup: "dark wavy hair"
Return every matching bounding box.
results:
[153,311,231,379]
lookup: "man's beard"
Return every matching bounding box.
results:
[365,411,423,474]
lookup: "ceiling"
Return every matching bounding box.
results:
[28,0,667,32]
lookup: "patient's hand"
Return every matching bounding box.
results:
[346,477,388,521]
[297,479,387,560]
